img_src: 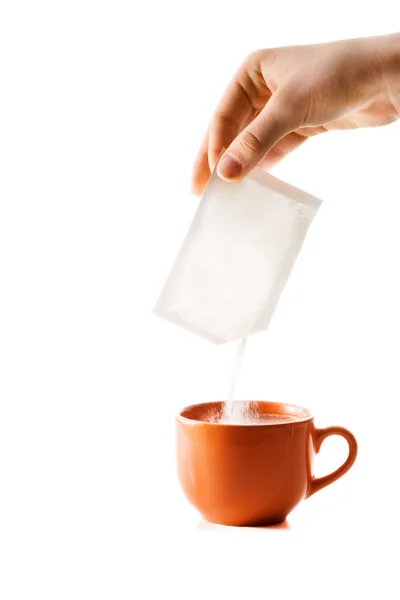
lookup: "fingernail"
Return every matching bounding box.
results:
[217,154,242,180]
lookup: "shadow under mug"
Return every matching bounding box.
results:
[176,401,357,527]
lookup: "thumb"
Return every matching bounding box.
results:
[217,91,297,180]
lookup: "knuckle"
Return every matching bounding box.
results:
[213,112,241,130]
[238,129,264,156]
[241,50,263,72]
[244,50,260,64]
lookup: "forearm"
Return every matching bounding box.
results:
[377,33,400,116]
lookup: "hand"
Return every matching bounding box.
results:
[192,34,400,195]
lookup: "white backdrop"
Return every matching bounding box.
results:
[1,1,400,598]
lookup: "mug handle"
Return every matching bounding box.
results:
[306,426,358,498]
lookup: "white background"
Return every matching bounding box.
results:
[1,1,400,598]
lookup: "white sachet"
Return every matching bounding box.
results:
[154,167,322,344]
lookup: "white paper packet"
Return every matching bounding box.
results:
[154,167,322,344]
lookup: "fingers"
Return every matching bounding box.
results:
[191,127,211,196]
[208,78,255,171]
[192,54,265,194]
[217,90,302,180]
[191,77,256,196]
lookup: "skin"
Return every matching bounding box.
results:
[192,33,400,195]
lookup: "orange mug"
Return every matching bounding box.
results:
[176,401,357,526]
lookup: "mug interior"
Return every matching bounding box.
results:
[178,400,312,425]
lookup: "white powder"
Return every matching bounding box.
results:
[219,339,297,425]
[221,338,249,423]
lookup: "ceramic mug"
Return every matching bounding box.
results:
[176,401,357,526]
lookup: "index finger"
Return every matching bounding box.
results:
[208,77,254,171]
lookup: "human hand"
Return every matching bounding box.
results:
[192,33,400,195]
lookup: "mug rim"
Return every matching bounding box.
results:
[176,400,314,427]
